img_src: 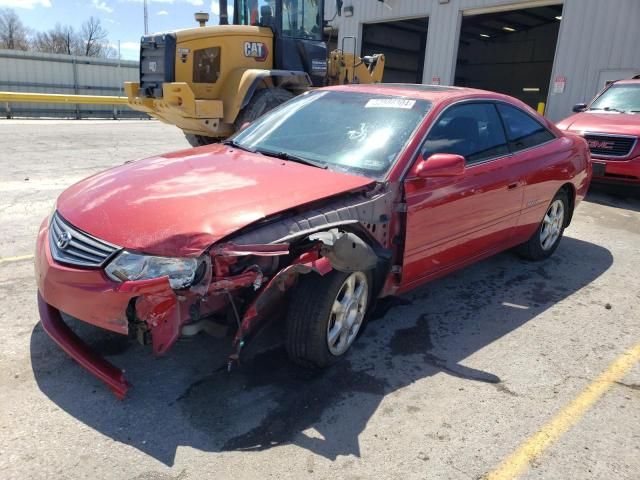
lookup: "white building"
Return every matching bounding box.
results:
[327,0,640,121]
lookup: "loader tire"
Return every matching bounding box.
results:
[234,88,294,130]
[184,134,217,147]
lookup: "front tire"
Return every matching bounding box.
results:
[234,88,294,130]
[286,270,370,368]
[184,134,217,147]
[516,189,569,261]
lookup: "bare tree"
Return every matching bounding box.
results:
[33,24,79,55]
[80,16,110,57]
[0,8,30,50]
[99,41,118,59]
[0,10,117,58]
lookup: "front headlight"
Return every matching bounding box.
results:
[105,251,200,289]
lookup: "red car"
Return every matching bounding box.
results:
[35,84,591,398]
[557,77,640,186]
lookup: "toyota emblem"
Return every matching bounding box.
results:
[56,231,72,250]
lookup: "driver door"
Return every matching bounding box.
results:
[401,102,525,290]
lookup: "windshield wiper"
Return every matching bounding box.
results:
[255,148,328,169]
[589,107,626,113]
[222,139,256,153]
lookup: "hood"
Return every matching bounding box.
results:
[557,112,640,136]
[56,144,375,256]
[176,25,271,43]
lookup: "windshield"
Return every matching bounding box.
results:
[589,84,640,113]
[231,90,432,178]
[235,0,323,41]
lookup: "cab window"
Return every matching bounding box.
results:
[282,0,322,40]
[422,103,509,165]
[496,104,555,152]
[237,0,276,28]
[235,0,322,40]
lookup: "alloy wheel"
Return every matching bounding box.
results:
[540,199,565,250]
[326,271,368,356]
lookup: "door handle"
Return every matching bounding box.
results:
[507,182,519,190]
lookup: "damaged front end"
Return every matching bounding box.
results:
[37,182,400,398]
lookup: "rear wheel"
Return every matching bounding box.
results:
[286,270,370,368]
[234,88,294,130]
[516,189,569,261]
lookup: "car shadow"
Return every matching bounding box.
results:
[586,183,640,212]
[30,236,613,465]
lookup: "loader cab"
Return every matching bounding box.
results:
[233,0,327,86]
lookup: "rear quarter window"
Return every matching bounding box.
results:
[497,104,555,152]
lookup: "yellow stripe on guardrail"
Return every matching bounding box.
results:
[0,91,128,105]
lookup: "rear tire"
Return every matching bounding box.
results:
[286,270,370,368]
[516,189,569,261]
[234,88,294,130]
[184,134,217,147]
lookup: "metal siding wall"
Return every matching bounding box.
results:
[334,0,640,121]
[329,1,434,56]
[0,50,139,117]
[423,0,461,85]
[546,0,640,121]
[334,0,567,87]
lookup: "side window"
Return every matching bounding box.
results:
[422,103,509,164]
[496,104,555,152]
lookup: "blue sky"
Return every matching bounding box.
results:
[0,0,230,60]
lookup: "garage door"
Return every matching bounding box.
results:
[361,18,428,84]
[455,4,563,110]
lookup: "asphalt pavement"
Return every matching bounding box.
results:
[0,119,638,480]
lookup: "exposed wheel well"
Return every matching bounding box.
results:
[330,224,392,298]
[560,183,576,227]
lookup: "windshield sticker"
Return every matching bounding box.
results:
[365,98,416,109]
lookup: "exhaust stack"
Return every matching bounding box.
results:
[219,0,229,25]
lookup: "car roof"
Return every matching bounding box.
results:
[322,83,512,104]
[611,78,640,85]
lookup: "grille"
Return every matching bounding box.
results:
[139,33,176,98]
[49,212,120,268]
[584,133,637,159]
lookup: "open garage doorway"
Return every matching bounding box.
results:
[455,4,563,111]
[361,17,428,83]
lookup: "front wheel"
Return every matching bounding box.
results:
[286,270,370,368]
[234,88,294,130]
[184,134,217,148]
[516,189,569,261]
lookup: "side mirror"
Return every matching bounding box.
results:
[572,103,588,113]
[413,153,465,178]
[336,0,343,16]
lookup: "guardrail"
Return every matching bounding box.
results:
[1,91,132,119]
[0,91,128,105]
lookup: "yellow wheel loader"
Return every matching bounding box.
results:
[124,0,385,146]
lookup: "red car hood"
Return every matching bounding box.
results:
[558,112,640,136]
[56,144,374,256]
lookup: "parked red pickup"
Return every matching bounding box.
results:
[557,78,640,187]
